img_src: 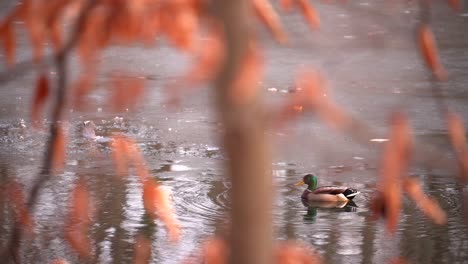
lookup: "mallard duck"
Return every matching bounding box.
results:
[295,174,359,202]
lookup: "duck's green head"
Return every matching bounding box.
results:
[295,174,318,190]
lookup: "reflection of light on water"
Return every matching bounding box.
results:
[273,169,288,177]
[312,232,329,246]
[370,138,389,142]
[170,164,192,172]
[121,176,145,236]
[98,227,116,264]
[336,226,363,256]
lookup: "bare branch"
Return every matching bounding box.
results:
[0,1,98,261]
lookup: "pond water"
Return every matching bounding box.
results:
[1,0,468,263]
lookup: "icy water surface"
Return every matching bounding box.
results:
[1,0,468,263]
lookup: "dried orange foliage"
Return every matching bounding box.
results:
[143,179,180,242]
[278,0,320,29]
[166,31,224,106]
[403,177,447,225]
[109,73,145,112]
[185,237,322,264]
[447,0,461,12]
[370,113,447,232]
[133,235,152,264]
[0,0,206,93]
[418,24,447,81]
[111,136,131,177]
[279,0,295,11]
[7,181,34,234]
[447,111,466,154]
[252,0,288,43]
[200,237,229,264]
[111,135,180,242]
[446,111,468,183]
[370,113,412,233]
[65,178,93,258]
[111,135,146,179]
[77,6,111,64]
[388,256,409,264]
[2,0,75,62]
[50,259,71,264]
[52,125,67,172]
[0,19,16,66]
[279,70,350,130]
[71,65,98,109]
[158,1,201,51]
[31,74,50,128]
[275,241,323,264]
[229,44,264,105]
[297,0,321,30]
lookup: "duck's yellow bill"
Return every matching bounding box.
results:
[295,180,305,186]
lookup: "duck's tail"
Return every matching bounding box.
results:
[343,188,360,200]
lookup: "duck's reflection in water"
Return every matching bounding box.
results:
[302,200,358,222]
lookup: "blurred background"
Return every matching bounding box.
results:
[1,0,468,263]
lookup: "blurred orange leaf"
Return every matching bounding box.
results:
[65,178,92,258]
[388,256,409,264]
[190,238,323,264]
[111,134,150,181]
[142,179,180,242]
[279,0,296,11]
[72,64,97,109]
[276,241,323,264]
[0,20,16,66]
[290,70,350,130]
[447,0,461,12]
[25,15,46,63]
[78,6,109,63]
[371,113,412,233]
[109,7,141,44]
[50,259,70,264]
[109,73,145,112]
[51,259,70,264]
[297,0,320,30]
[133,235,152,264]
[159,2,199,52]
[8,181,34,234]
[252,0,288,43]
[229,44,263,105]
[201,237,228,264]
[65,229,92,259]
[165,32,224,106]
[447,111,466,155]
[138,11,161,45]
[49,19,63,52]
[446,111,468,182]
[111,135,131,177]
[52,125,67,172]
[70,179,92,224]
[31,74,50,128]
[418,24,447,81]
[109,134,180,242]
[403,177,447,225]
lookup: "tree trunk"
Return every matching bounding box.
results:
[214,1,273,264]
